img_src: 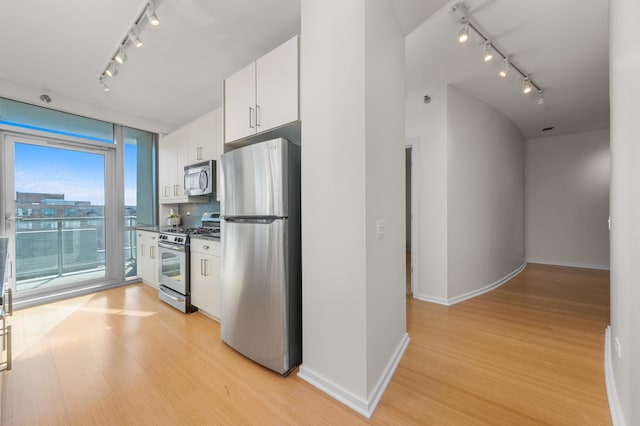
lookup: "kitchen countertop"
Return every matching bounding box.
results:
[135,226,220,241]
[135,226,160,232]
[190,234,221,242]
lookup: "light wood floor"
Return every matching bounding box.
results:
[1,263,611,425]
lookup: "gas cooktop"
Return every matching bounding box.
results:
[161,227,220,236]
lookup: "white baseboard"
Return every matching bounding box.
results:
[604,326,626,426]
[526,258,610,271]
[297,333,410,419]
[414,262,526,306]
[414,294,449,305]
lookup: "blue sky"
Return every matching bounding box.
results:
[14,141,137,206]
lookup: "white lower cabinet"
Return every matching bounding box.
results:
[136,230,158,288]
[190,238,221,320]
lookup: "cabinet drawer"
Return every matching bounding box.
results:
[190,238,220,256]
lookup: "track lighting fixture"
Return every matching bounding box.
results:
[104,63,118,78]
[146,2,160,26]
[129,30,143,48]
[499,58,511,78]
[449,2,545,104]
[483,42,494,62]
[98,1,162,91]
[114,47,127,64]
[458,20,470,43]
[99,76,110,92]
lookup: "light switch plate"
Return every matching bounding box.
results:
[376,220,385,240]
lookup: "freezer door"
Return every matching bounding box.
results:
[221,138,290,217]
[220,218,299,374]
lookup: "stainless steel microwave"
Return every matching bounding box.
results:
[184,160,215,196]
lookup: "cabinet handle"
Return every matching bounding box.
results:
[200,259,205,276]
[256,105,261,127]
[141,243,145,256]
[7,288,12,317]
[8,261,12,279]
[150,246,155,260]
[249,106,255,129]
[2,288,12,317]
[173,184,179,196]
[164,186,170,197]
[203,245,210,250]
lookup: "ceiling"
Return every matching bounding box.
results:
[0,0,609,139]
[406,0,610,139]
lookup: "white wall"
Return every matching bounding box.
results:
[609,0,640,424]
[299,0,407,417]
[405,84,525,304]
[364,0,407,400]
[300,0,368,400]
[446,86,525,300]
[405,85,448,303]
[526,130,610,270]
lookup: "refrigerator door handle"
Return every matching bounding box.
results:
[224,217,280,224]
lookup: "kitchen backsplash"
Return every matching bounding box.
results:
[177,200,220,228]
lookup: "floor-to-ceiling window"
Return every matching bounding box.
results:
[123,127,157,279]
[0,97,157,307]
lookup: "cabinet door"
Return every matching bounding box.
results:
[173,127,189,201]
[137,231,158,288]
[190,240,221,319]
[224,61,256,143]
[187,110,217,164]
[256,36,299,132]
[158,134,177,203]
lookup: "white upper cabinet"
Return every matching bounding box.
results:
[186,109,217,164]
[159,129,189,204]
[224,35,299,144]
[224,62,257,143]
[159,107,222,204]
[255,35,299,133]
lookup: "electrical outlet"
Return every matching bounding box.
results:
[614,337,622,359]
[376,220,385,240]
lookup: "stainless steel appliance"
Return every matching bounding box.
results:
[184,160,215,196]
[158,229,194,313]
[220,138,301,376]
[157,214,221,313]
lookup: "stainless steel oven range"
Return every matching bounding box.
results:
[157,212,221,313]
[157,229,196,313]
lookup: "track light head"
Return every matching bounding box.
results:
[537,90,545,105]
[458,21,470,43]
[104,62,118,78]
[98,76,110,92]
[522,78,533,94]
[129,31,143,48]
[146,2,160,26]
[483,42,494,62]
[499,58,511,78]
[114,47,127,64]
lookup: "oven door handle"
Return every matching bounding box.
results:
[159,287,185,302]
[158,242,186,252]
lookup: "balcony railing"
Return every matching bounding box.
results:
[14,216,138,291]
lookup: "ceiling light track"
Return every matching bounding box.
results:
[449,2,545,103]
[98,0,161,91]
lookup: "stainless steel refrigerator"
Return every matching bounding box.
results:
[220,138,301,375]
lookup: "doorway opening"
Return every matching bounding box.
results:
[2,132,116,304]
